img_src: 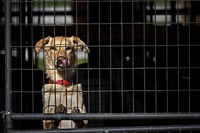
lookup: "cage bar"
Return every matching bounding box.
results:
[11,113,200,121]
[4,0,12,132]
[10,125,200,133]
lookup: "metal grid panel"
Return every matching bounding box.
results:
[2,0,200,132]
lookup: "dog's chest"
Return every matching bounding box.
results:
[42,84,87,129]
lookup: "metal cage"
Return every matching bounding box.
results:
[1,0,200,132]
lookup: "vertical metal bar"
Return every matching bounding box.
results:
[87,0,90,114]
[64,0,68,115]
[64,0,67,36]
[109,0,112,113]
[75,0,78,111]
[132,1,135,113]
[75,0,78,36]
[154,0,158,113]
[53,1,57,126]
[98,1,101,113]
[188,0,191,113]
[165,0,169,113]
[177,0,180,113]
[120,0,124,113]
[75,1,79,115]
[143,0,146,113]
[42,0,46,85]
[27,0,34,114]
[19,0,25,114]
[53,0,56,36]
[5,0,12,132]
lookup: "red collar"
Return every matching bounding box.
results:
[49,80,73,86]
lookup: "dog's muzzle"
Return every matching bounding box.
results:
[55,56,70,69]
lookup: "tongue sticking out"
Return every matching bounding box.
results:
[56,57,70,69]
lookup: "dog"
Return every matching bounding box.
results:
[35,36,90,82]
[35,36,90,129]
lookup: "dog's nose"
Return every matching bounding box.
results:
[56,57,69,68]
[57,58,65,65]
[57,57,66,65]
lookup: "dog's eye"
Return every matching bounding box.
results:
[50,46,57,50]
[66,47,72,50]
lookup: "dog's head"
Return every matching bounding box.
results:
[35,36,90,70]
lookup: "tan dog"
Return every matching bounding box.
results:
[35,36,90,82]
[35,36,90,129]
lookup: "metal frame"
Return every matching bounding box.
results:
[9,125,200,133]
[4,0,12,132]
[10,113,200,121]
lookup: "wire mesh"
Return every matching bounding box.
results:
[1,0,200,132]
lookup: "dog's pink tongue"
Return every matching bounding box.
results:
[67,59,70,66]
[65,59,70,67]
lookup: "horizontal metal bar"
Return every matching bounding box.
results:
[10,89,200,94]
[8,44,200,48]
[11,124,200,133]
[10,67,200,71]
[12,113,200,121]
[7,9,191,17]
[7,0,185,3]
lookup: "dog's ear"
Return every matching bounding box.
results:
[35,36,52,54]
[70,36,90,53]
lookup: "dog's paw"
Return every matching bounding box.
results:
[55,104,66,113]
[50,104,67,129]
[71,107,80,114]
[46,121,59,129]
[71,107,86,128]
